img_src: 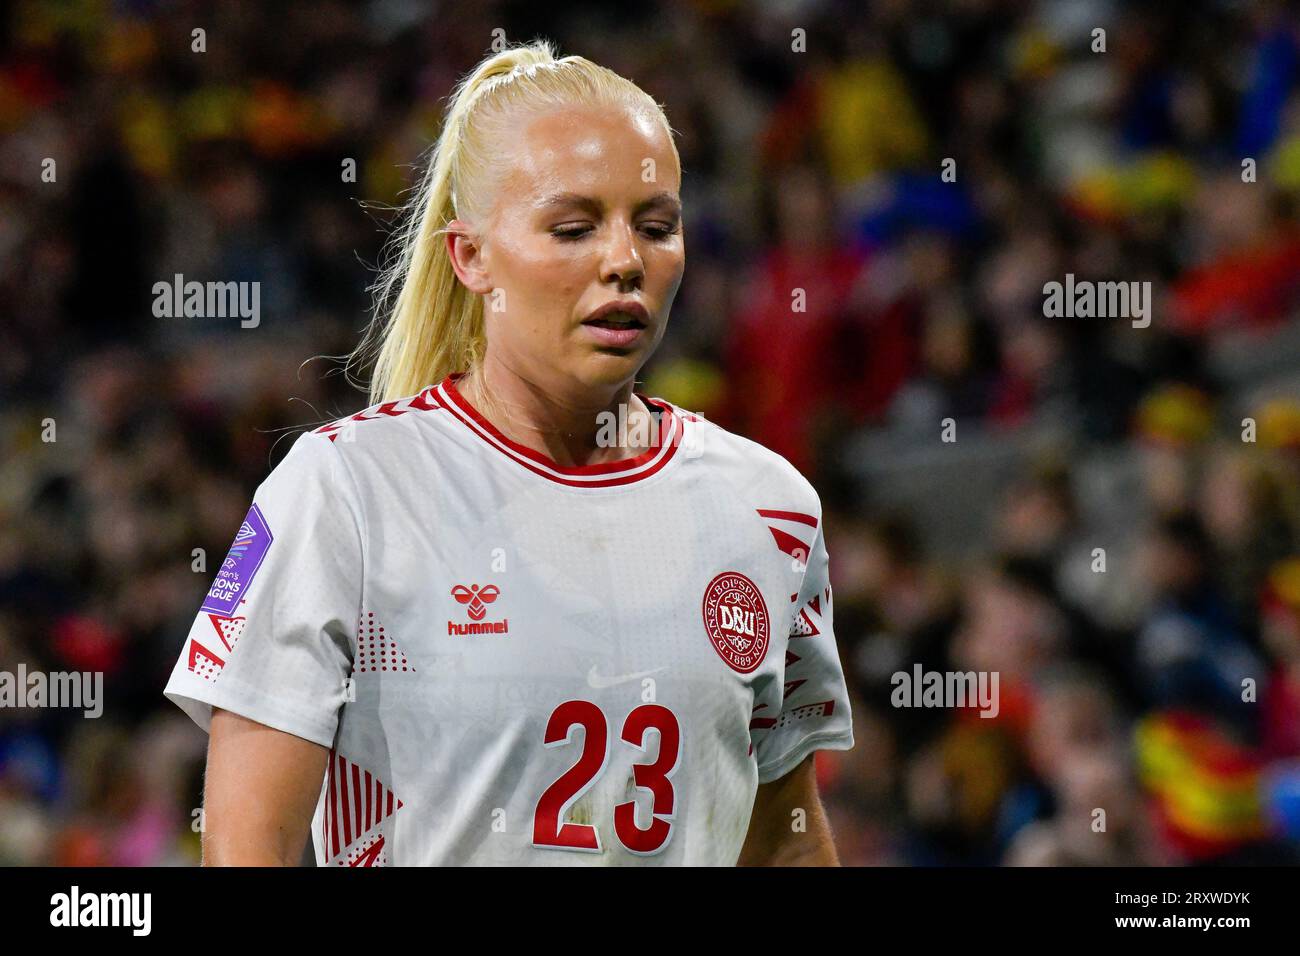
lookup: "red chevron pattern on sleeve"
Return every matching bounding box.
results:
[314,387,444,442]
[186,599,252,681]
[186,638,224,682]
[208,610,246,654]
[775,699,836,726]
[778,578,832,716]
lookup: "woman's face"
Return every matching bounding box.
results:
[454,103,684,396]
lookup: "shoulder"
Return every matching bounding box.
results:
[258,427,338,486]
[298,384,455,479]
[310,385,447,445]
[655,398,823,520]
[261,385,450,498]
[246,428,367,546]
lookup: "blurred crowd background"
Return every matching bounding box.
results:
[4,0,1300,865]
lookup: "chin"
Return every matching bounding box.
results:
[571,350,647,390]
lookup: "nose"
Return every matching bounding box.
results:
[600,221,643,291]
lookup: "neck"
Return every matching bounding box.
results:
[457,358,656,468]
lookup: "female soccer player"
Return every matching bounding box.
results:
[165,40,854,866]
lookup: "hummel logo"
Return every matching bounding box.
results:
[448,583,508,636]
[586,665,666,689]
[451,583,500,621]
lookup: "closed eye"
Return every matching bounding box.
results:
[640,222,680,240]
[552,223,680,242]
[551,224,593,241]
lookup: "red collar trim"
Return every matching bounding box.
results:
[435,372,682,488]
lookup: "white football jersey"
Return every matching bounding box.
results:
[164,372,854,865]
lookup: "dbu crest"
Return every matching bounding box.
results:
[701,571,770,674]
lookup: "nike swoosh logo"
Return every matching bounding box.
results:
[586,665,666,689]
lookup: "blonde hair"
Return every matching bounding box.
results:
[354,39,679,405]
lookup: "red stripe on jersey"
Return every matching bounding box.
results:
[766,526,810,558]
[324,753,332,856]
[436,373,683,488]
[352,763,362,839]
[330,754,341,857]
[323,754,404,863]
[749,701,777,731]
[339,755,352,848]
[329,755,338,850]
[756,509,818,527]
[363,769,373,832]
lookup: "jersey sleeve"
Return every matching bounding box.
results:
[163,431,362,748]
[754,516,855,784]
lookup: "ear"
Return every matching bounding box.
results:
[445,220,494,295]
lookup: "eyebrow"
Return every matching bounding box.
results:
[534,191,682,217]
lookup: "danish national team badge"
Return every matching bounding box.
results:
[201,504,273,616]
[702,571,770,674]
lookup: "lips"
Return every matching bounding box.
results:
[580,301,650,349]
[584,314,645,329]
[583,300,648,325]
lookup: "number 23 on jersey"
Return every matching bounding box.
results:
[533,700,681,855]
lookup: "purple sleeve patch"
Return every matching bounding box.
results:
[201,503,274,616]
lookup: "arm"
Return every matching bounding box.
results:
[737,755,840,866]
[202,708,330,866]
